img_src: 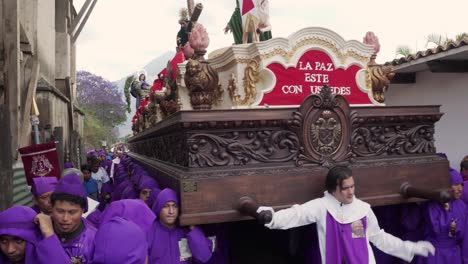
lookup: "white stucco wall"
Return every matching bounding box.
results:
[386,71,468,169]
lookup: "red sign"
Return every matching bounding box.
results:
[18,142,61,186]
[259,50,372,106]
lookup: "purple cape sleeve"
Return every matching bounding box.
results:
[35,235,71,264]
[463,211,468,263]
[186,227,213,263]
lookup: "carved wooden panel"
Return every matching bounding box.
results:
[288,85,354,167]
[127,98,447,225]
[188,130,298,167]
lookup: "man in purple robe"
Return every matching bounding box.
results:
[51,173,97,263]
[137,175,159,205]
[460,160,468,206]
[0,206,39,264]
[99,199,155,233]
[148,188,213,264]
[92,216,148,264]
[399,202,426,264]
[86,183,113,228]
[423,168,466,264]
[31,176,58,215]
[63,162,74,170]
[258,166,435,264]
[0,206,69,264]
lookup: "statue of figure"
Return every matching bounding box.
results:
[176,8,190,51]
[225,0,272,44]
[255,0,272,38]
[131,73,151,111]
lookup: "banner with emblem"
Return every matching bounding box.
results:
[18,141,61,186]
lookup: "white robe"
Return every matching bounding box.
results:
[259,192,417,263]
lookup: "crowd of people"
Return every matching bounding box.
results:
[0,149,214,264]
[1,150,468,263]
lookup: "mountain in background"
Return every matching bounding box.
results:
[114,50,175,137]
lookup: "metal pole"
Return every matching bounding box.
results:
[31,115,40,144]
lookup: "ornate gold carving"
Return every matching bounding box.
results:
[227,73,238,104]
[213,83,224,106]
[184,58,220,110]
[146,101,159,127]
[259,37,369,64]
[289,85,354,167]
[310,110,342,155]
[366,54,395,103]
[228,59,259,106]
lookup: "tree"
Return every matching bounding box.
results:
[395,45,413,58]
[426,32,468,48]
[455,33,468,42]
[76,71,127,126]
[76,71,127,148]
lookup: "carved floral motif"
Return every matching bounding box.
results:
[188,130,299,167]
[228,59,259,106]
[352,125,435,157]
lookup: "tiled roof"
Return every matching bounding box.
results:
[385,38,468,66]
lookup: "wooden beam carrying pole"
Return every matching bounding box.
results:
[71,0,97,43]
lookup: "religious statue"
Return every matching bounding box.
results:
[130,72,151,111]
[177,8,190,51]
[224,0,272,44]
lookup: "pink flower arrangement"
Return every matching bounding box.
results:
[189,23,210,50]
[363,31,380,55]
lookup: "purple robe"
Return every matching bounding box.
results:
[424,200,466,264]
[63,162,74,169]
[31,204,41,214]
[264,192,419,263]
[59,219,97,264]
[400,203,425,264]
[138,175,159,191]
[99,160,111,172]
[0,206,39,264]
[112,179,132,201]
[372,204,402,264]
[86,209,103,228]
[148,221,213,264]
[34,234,73,264]
[302,224,321,264]
[92,216,147,264]
[198,224,230,264]
[461,180,468,206]
[121,184,138,199]
[99,199,155,233]
[148,188,213,263]
[325,212,368,263]
[31,176,58,196]
[54,173,89,212]
[0,206,69,264]
[148,188,162,209]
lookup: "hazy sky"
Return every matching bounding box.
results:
[75,0,468,81]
